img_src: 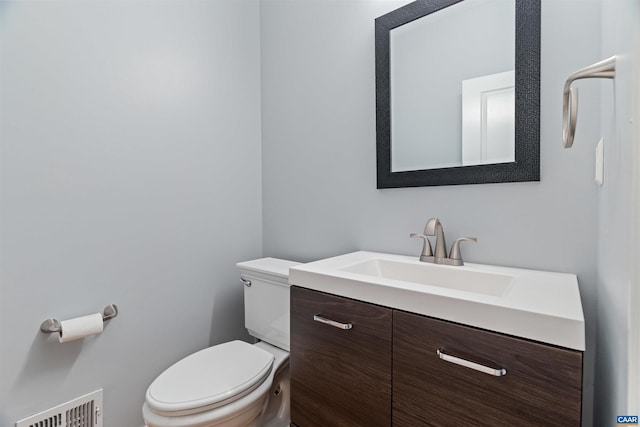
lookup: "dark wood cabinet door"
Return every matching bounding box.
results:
[393,310,582,427]
[290,286,392,427]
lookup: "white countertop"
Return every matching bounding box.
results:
[288,251,585,351]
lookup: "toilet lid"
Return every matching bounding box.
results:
[145,340,274,415]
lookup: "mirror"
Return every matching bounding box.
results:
[375,0,540,188]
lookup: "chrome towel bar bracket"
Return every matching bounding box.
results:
[40,304,119,334]
[563,56,616,148]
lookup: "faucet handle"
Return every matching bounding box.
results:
[410,233,433,261]
[448,237,477,266]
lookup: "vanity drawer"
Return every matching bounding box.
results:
[393,310,582,427]
[290,286,392,427]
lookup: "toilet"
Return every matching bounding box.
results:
[142,257,300,427]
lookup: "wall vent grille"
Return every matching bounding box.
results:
[16,389,103,427]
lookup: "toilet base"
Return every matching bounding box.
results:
[260,365,290,427]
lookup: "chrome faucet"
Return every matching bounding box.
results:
[449,237,477,265]
[424,218,447,262]
[411,218,477,266]
[409,233,433,262]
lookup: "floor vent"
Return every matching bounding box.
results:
[16,389,103,427]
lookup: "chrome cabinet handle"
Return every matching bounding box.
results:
[437,349,506,377]
[240,275,251,287]
[313,315,353,330]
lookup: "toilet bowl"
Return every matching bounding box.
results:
[143,341,289,427]
[143,258,299,427]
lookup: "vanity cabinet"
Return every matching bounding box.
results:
[290,286,583,427]
[393,310,583,426]
[290,286,392,427]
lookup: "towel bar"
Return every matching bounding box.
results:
[563,56,616,148]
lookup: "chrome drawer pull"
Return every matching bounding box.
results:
[313,315,353,330]
[437,349,506,377]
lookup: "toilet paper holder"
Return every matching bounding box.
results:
[40,304,119,333]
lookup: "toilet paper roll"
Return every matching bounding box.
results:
[58,313,104,343]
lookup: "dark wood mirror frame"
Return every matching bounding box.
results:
[375,0,541,188]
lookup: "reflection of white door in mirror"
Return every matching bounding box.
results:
[462,70,515,166]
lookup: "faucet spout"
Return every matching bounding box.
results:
[424,218,447,262]
[412,217,476,266]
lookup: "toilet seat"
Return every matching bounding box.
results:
[146,340,274,417]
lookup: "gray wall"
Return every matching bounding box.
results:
[595,0,639,423]
[0,1,261,425]
[260,0,604,424]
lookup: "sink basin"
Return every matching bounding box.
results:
[289,251,585,350]
[339,258,514,297]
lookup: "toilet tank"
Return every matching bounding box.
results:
[236,258,300,352]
